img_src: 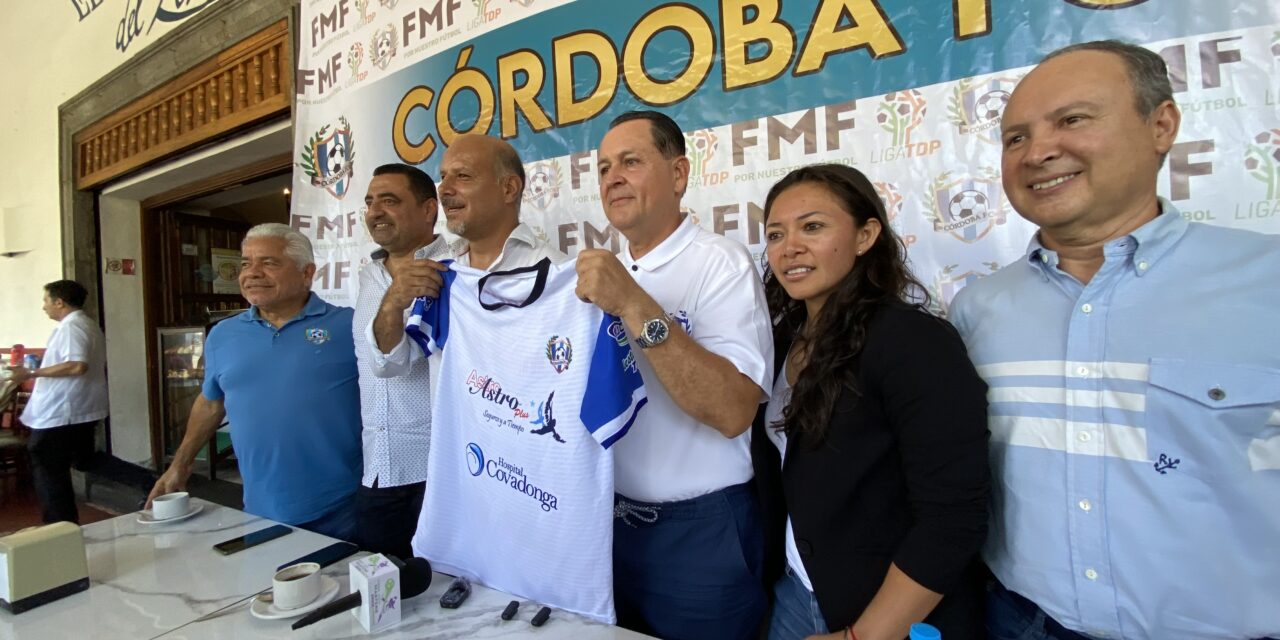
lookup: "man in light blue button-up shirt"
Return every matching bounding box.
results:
[951,41,1280,640]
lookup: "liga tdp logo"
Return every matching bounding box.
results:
[298,116,356,199]
[878,90,927,147]
[1245,129,1280,200]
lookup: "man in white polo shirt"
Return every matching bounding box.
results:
[577,110,774,639]
[10,280,108,524]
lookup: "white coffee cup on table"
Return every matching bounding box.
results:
[272,562,322,610]
[151,492,190,520]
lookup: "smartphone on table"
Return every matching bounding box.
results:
[276,541,359,571]
[213,524,293,555]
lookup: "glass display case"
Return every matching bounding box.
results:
[158,327,205,461]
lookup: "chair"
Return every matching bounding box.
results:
[0,380,32,499]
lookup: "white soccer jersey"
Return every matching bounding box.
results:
[406,258,645,624]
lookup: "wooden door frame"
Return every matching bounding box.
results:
[141,155,292,470]
[58,0,293,470]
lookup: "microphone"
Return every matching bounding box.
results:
[291,556,432,630]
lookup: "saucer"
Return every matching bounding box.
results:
[250,575,341,620]
[136,503,204,524]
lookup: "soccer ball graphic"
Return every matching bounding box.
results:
[949,190,989,220]
[975,90,1011,122]
[528,168,552,198]
[326,142,347,176]
[375,32,394,60]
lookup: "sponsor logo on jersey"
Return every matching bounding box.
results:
[464,443,559,512]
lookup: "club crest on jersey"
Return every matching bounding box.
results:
[607,320,628,346]
[305,328,330,345]
[546,335,573,373]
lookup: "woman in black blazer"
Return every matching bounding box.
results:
[754,164,990,640]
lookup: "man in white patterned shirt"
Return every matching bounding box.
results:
[353,163,450,559]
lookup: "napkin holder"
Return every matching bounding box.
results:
[0,522,90,613]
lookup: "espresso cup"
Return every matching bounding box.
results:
[151,492,190,520]
[272,562,322,610]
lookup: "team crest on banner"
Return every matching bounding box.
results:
[1244,129,1280,200]
[379,0,398,8]
[298,116,356,199]
[546,335,572,373]
[924,170,1008,243]
[305,328,331,345]
[930,263,1000,314]
[947,77,1018,144]
[523,160,562,212]
[370,24,397,70]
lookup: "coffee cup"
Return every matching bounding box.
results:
[272,562,322,610]
[151,492,190,520]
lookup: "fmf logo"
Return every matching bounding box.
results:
[947,77,1017,144]
[523,160,563,212]
[924,170,1008,244]
[298,117,356,199]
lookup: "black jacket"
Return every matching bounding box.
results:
[752,302,990,638]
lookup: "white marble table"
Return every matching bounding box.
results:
[0,499,651,639]
[0,498,337,640]
[157,557,651,639]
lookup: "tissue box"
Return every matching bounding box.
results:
[0,522,90,614]
[349,554,401,632]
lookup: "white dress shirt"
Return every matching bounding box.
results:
[353,235,453,487]
[21,310,109,429]
[612,215,774,503]
[366,222,567,377]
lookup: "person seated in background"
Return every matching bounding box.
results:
[753,164,990,640]
[148,223,362,541]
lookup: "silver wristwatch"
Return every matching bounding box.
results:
[634,316,671,349]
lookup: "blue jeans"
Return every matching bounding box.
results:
[294,496,357,543]
[768,567,829,640]
[987,580,1096,640]
[613,482,767,640]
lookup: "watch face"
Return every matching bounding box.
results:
[643,318,669,345]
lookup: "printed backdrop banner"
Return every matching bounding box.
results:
[293,0,1280,310]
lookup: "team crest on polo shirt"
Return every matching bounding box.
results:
[305,328,331,345]
[546,335,572,373]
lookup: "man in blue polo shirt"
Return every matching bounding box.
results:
[950,41,1280,639]
[148,223,362,541]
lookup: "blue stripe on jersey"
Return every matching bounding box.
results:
[405,261,457,356]
[601,396,646,449]
[581,314,646,449]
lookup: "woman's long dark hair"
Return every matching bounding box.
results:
[764,163,929,443]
